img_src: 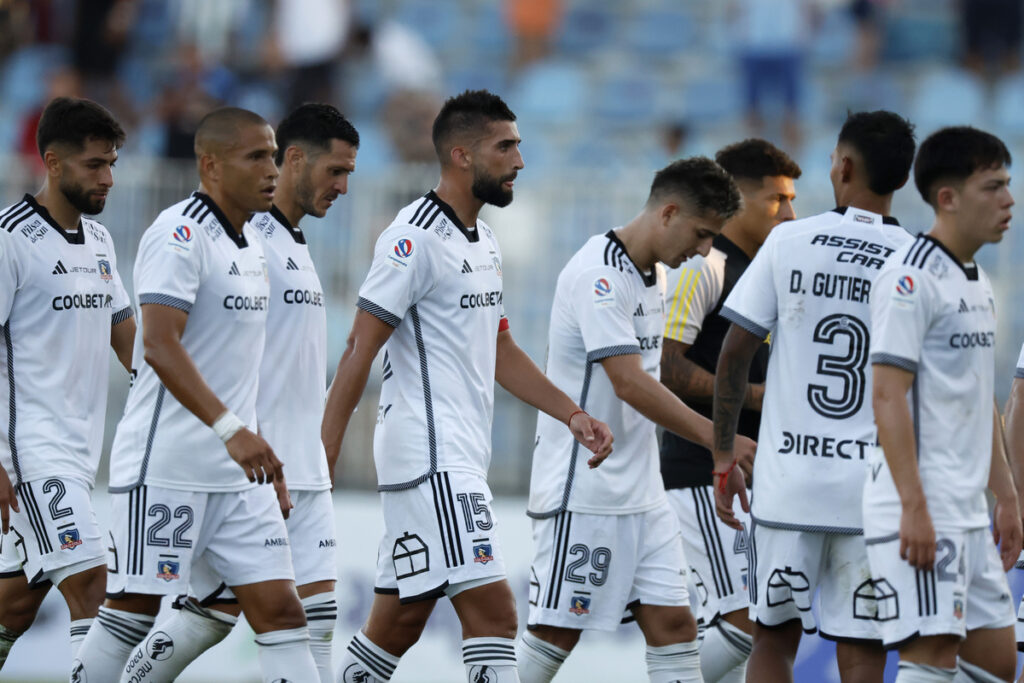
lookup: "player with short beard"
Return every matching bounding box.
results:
[324,89,613,683]
[0,97,134,672]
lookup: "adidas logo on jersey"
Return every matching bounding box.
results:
[228,262,240,276]
[285,257,299,271]
[959,298,969,313]
[52,260,68,275]
[634,302,646,317]
[461,259,473,274]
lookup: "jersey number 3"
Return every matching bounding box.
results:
[807,314,869,420]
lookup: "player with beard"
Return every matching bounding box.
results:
[324,90,613,683]
[110,103,360,683]
[0,97,134,671]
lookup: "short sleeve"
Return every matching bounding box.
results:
[1015,342,1024,379]
[574,267,640,361]
[0,232,20,325]
[869,268,932,373]
[720,237,777,340]
[135,221,205,313]
[357,227,437,327]
[663,255,719,344]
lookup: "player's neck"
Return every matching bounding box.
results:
[198,185,248,236]
[836,189,892,219]
[928,220,980,264]
[433,178,482,228]
[271,182,304,228]
[721,220,757,259]
[615,219,656,272]
[34,184,80,232]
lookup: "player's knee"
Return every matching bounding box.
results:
[57,565,107,620]
[642,607,697,647]
[0,587,45,632]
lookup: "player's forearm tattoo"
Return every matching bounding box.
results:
[713,351,750,453]
[661,342,714,404]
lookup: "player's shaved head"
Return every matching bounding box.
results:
[432,89,516,164]
[194,107,271,158]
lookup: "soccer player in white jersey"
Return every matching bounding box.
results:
[1007,342,1024,675]
[711,110,917,683]
[658,140,800,683]
[866,126,1021,683]
[75,107,319,683]
[517,158,755,683]
[323,90,613,683]
[110,104,359,683]
[0,97,132,672]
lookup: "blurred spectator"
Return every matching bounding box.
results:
[382,89,442,164]
[72,0,137,123]
[17,66,81,169]
[504,0,562,73]
[730,0,819,149]
[267,0,350,111]
[960,0,1023,78]
[0,0,41,57]
[849,0,885,72]
[156,42,229,158]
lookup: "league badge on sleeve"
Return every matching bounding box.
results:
[388,238,415,270]
[891,274,917,309]
[170,225,193,252]
[593,277,615,308]
[895,275,914,296]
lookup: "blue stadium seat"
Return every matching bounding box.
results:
[882,13,957,62]
[394,1,460,51]
[808,6,855,67]
[557,4,616,55]
[509,60,589,126]
[681,76,742,125]
[992,75,1024,134]
[909,68,986,131]
[592,73,658,127]
[622,8,696,57]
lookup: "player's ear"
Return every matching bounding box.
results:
[450,143,471,170]
[839,155,854,184]
[42,148,62,178]
[285,145,304,168]
[660,201,679,226]
[935,185,958,213]
[198,152,219,183]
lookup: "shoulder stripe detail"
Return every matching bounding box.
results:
[112,306,135,325]
[870,352,918,373]
[196,206,212,224]
[409,198,431,226]
[720,306,770,340]
[2,203,33,232]
[901,236,925,265]
[138,293,193,314]
[420,204,443,231]
[357,297,401,328]
[181,197,201,217]
[903,236,938,270]
[665,270,701,340]
[586,344,641,362]
[603,240,613,267]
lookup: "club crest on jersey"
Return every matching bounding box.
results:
[156,560,180,581]
[172,225,192,243]
[58,528,83,550]
[895,275,915,296]
[568,595,591,615]
[953,597,964,620]
[97,259,112,281]
[492,257,502,278]
[473,544,494,564]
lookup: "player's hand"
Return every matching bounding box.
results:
[273,474,294,520]
[224,428,284,484]
[734,435,757,479]
[899,501,936,570]
[713,458,749,531]
[992,496,1023,571]
[568,412,614,468]
[0,465,18,534]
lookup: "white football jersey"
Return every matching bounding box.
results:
[864,234,997,534]
[109,193,269,493]
[0,194,132,486]
[528,230,667,518]
[250,207,329,491]
[722,207,911,533]
[357,191,507,490]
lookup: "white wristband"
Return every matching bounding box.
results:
[212,410,246,443]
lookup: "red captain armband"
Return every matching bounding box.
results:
[711,459,738,494]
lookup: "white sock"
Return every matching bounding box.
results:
[463,636,519,682]
[337,630,399,682]
[254,626,318,683]
[73,607,154,682]
[302,593,337,683]
[954,659,1005,682]
[700,621,751,682]
[0,624,21,669]
[120,600,237,683]
[646,640,702,683]
[69,618,92,660]
[516,630,569,683]
[896,661,957,682]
